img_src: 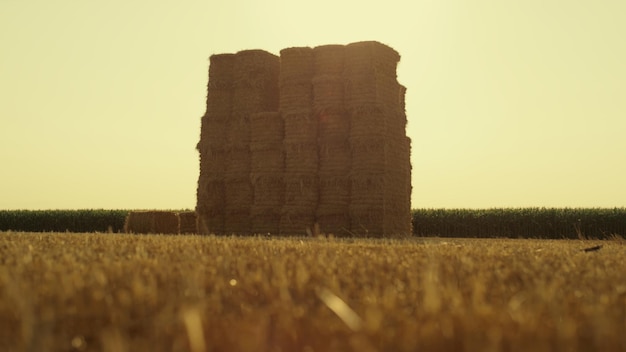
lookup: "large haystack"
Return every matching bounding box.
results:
[197,50,279,235]
[197,41,411,237]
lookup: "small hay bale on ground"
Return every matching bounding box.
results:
[178,211,197,234]
[124,211,179,234]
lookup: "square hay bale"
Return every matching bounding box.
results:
[196,206,224,235]
[233,50,280,90]
[279,47,314,84]
[316,108,350,143]
[349,204,411,238]
[283,173,319,207]
[284,142,319,174]
[250,148,284,173]
[208,53,236,90]
[349,105,406,138]
[124,211,179,235]
[224,145,251,176]
[227,112,251,145]
[316,213,351,237]
[312,74,344,108]
[251,174,284,207]
[251,206,281,234]
[223,209,252,235]
[279,82,313,112]
[196,179,225,209]
[344,75,403,109]
[205,89,233,116]
[318,141,351,175]
[279,205,315,235]
[199,117,229,146]
[313,44,345,76]
[250,112,283,144]
[224,176,253,209]
[283,111,318,144]
[178,211,197,234]
[344,41,400,78]
[318,176,351,206]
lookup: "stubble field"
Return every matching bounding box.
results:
[1,232,625,351]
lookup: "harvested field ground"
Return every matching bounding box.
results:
[1,232,625,351]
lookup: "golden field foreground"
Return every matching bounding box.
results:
[1,232,625,351]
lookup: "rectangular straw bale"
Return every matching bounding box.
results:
[178,211,197,234]
[228,112,251,145]
[231,87,279,115]
[316,109,350,143]
[196,206,224,235]
[279,205,315,235]
[250,112,283,144]
[344,41,400,78]
[233,50,280,89]
[350,136,409,167]
[279,81,313,112]
[124,211,179,235]
[279,47,314,84]
[344,74,403,109]
[313,44,345,76]
[251,174,284,206]
[224,144,250,176]
[198,146,227,180]
[349,105,406,138]
[318,176,350,206]
[205,54,235,117]
[196,179,225,209]
[208,53,236,90]
[199,117,228,146]
[223,209,251,235]
[318,140,351,175]
[205,89,233,116]
[283,110,318,143]
[312,74,344,108]
[250,149,284,172]
[224,176,253,208]
[231,50,279,115]
[283,173,318,207]
[349,205,410,238]
[251,206,281,234]
[284,142,319,173]
[348,205,385,237]
[316,213,351,237]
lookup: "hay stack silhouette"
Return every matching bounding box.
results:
[197,41,411,237]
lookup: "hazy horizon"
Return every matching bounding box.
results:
[2,0,625,210]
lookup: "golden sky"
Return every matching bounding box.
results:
[1,0,625,209]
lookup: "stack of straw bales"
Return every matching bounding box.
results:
[196,53,234,235]
[345,41,411,237]
[279,47,318,235]
[197,41,411,237]
[224,50,280,235]
[312,44,351,236]
[197,50,279,235]
[250,112,284,234]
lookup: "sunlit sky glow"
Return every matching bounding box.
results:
[1,0,625,210]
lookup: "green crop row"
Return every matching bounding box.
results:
[412,207,626,239]
[2,208,625,238]
[0,210,130,233]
